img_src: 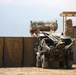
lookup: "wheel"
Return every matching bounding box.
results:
[41,55,48,69]
[59,61,64,68]
[66,61,72,69]
[36,60,41,67]
[36,56,41,67]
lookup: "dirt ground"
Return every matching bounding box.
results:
[0,65,76,75]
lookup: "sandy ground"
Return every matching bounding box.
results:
[0,65,76,75]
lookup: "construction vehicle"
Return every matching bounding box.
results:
[34,32,73,69]
[30,12,76,68]
[30,12,75,69]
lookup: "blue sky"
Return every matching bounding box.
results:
[0,0,76,37]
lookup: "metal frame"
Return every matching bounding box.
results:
[60,11,76,35]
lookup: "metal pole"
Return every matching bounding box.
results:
[65,16,67,34]
[64,16,67,35]
[63,16,64,34]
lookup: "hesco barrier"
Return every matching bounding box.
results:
[23,37,37,66]
[4,37,23,67]
[0,37,37,67]
[0,37,76,67]
[0,38,3,67]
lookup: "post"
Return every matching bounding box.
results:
[63,16,64,34]
[64,16,67,35]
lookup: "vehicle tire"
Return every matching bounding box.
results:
[66,61,72,69]
[41,55,48,69]
[36,56,41,67]
[59,61,64,68]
